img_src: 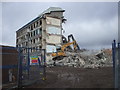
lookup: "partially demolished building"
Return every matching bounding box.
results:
[16,7,65,63]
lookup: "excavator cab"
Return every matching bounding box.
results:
[52,46,66,60]
[56,46,61,52]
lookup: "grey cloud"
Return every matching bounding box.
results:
[2,2,51,46]
[2,2,118,49]
[58,2,118,25]
[63,15,118,49]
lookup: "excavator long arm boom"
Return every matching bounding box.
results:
[61,41,76,51]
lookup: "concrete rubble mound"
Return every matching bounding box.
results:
[49,49,113,69]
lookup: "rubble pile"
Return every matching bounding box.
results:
[54,49,113,68]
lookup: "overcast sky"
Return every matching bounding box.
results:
[1,2,118,49]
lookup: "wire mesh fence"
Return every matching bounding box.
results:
[1,46,46,89]
[17,47,46,88]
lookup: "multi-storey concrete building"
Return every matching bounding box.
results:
[16,7,65,63]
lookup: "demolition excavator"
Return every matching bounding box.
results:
[52,34,80,60]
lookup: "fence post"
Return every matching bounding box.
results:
[112,40,116,74]
[17,47,22,88]
[114,40,118,88]
[43,49,46,80]
[27,48,30,79]
[118,43,120,89]
[41,49,46,80]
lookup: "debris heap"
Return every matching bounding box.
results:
[50,49,113,69]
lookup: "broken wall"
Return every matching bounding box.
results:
[43,11,64,63]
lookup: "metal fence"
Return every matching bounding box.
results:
[112,40,120,89]
[17,47,46,88]
[1,46,46,89]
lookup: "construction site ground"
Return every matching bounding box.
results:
[26,66,114,88]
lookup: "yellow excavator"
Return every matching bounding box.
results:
[52,34,80,60]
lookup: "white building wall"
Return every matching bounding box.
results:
[46,35,61,44]
[45,16,63,63]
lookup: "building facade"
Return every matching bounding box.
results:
[16,7,65,64]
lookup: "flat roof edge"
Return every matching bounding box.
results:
[16,7,65,33]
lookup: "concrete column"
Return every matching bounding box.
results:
[41,18,46,49]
